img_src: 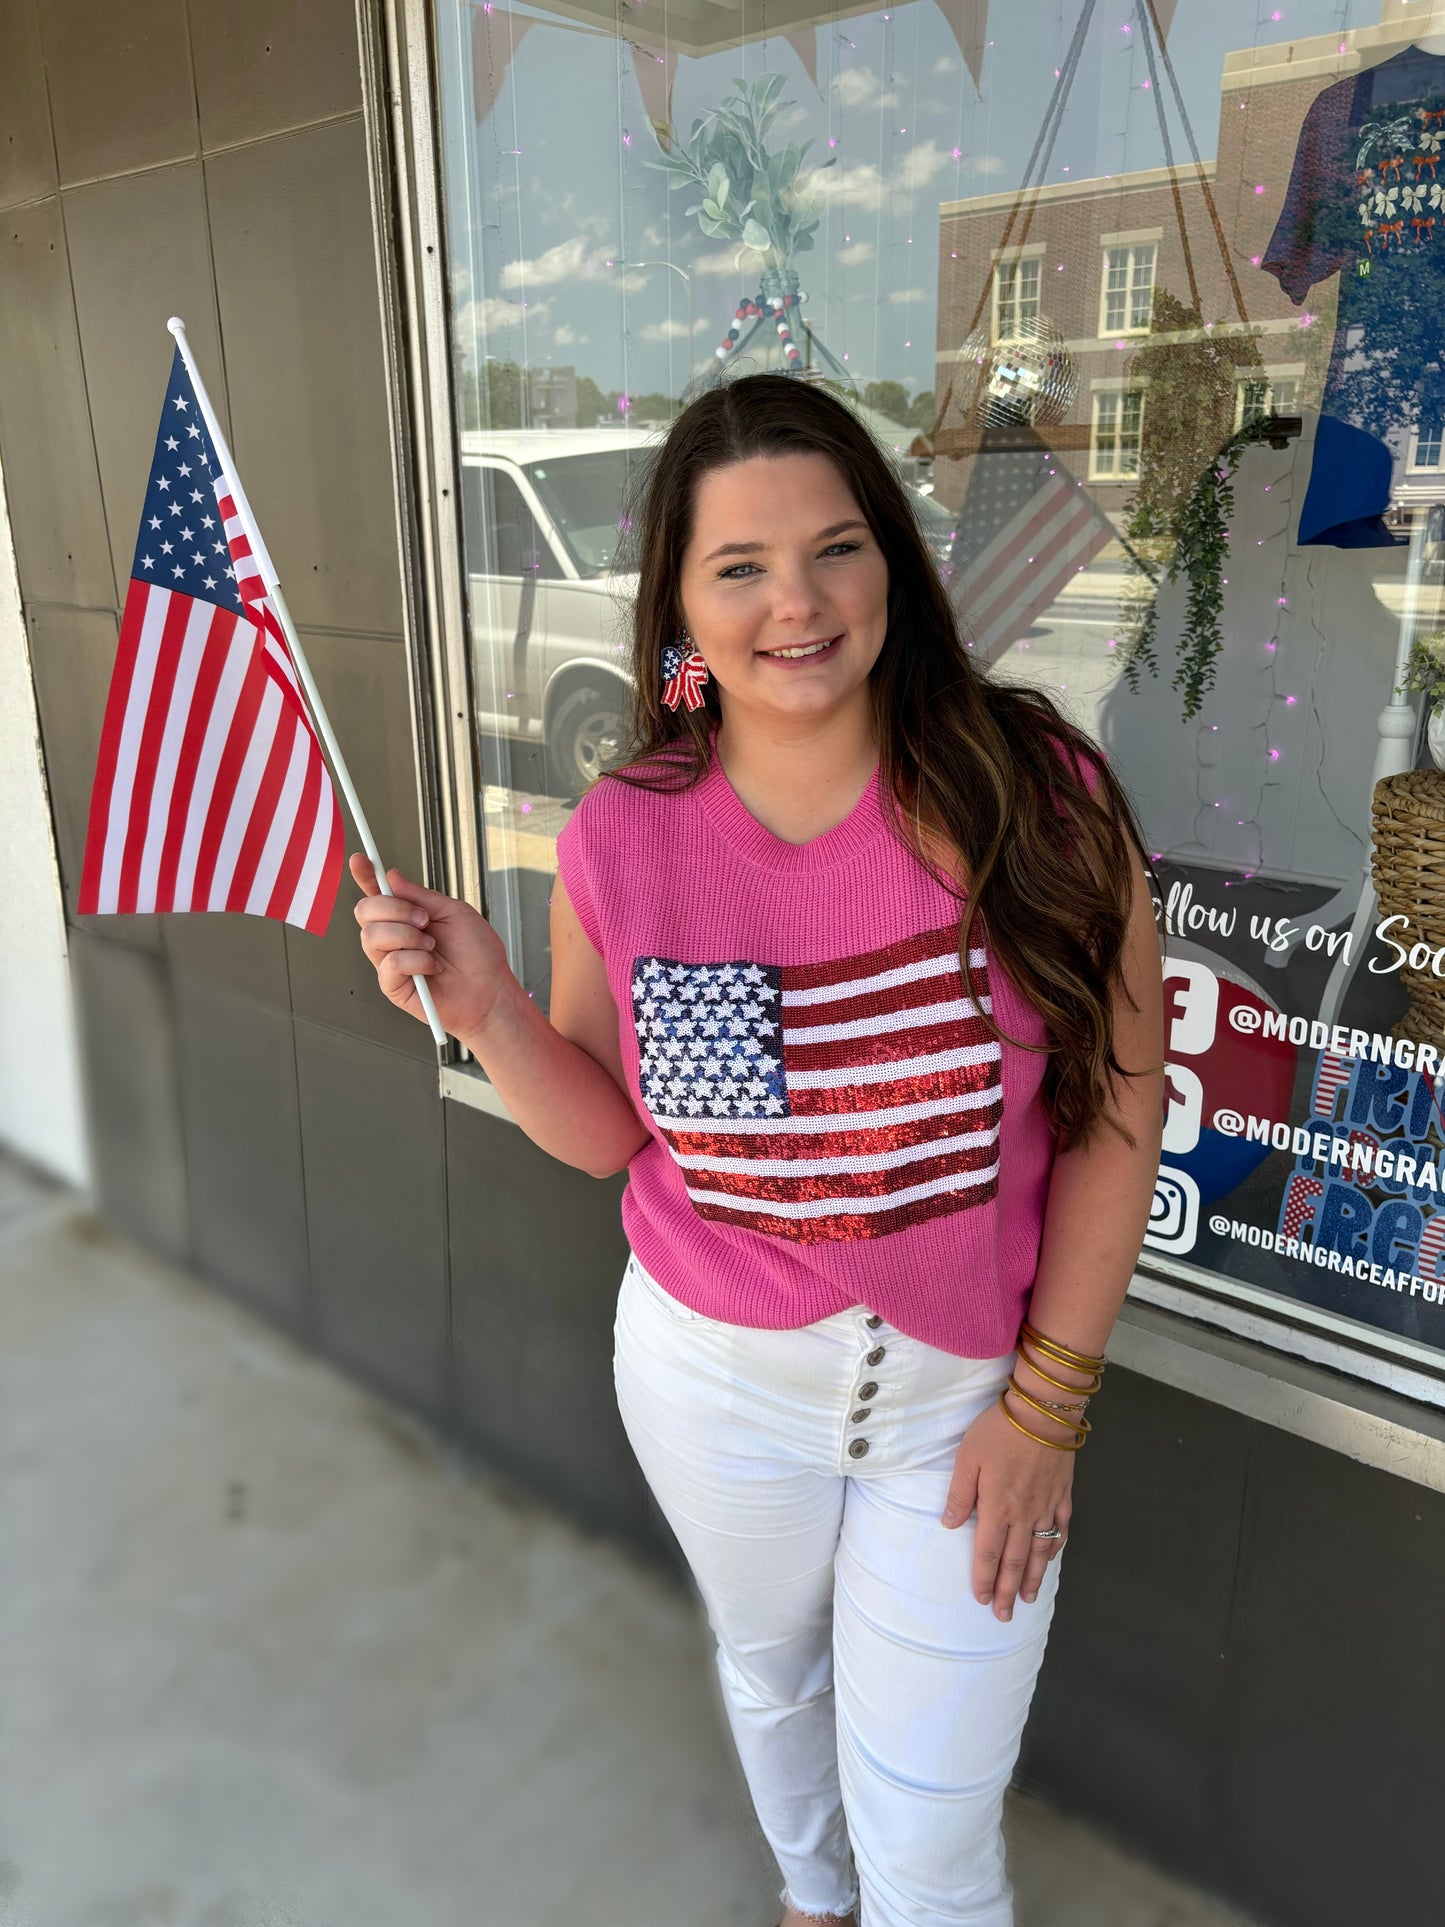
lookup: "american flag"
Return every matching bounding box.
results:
[78,346,342,934]
[631,924,1002,1242]
[941,426,1119,665]
[1311,1049,1354,1119]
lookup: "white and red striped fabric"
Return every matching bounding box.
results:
[944,430,1118,665]
[79,346,341,935]
[632,925,1003,1242]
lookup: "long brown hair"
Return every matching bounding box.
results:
[608,373,1157,1149]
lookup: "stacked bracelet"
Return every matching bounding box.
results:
[999,1321,1110,1452]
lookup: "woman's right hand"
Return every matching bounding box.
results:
[350,853,514,1040]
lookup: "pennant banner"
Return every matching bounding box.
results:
[631,41,679,143]
[473,5,534,123]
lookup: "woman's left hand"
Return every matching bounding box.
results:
[940,1396,1075,1623]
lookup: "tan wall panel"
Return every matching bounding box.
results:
[39,0,197,186]
[64,162,227,604]
[0,198,116,609]
[189,0,362,152]
[0,0,58,210]
[204,117,406,636]
[282,628,431,1059]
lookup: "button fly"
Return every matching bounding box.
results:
[848,1438,870,1459]
[858,1381,878,1401]
[851,1408,870,1423]
[866,1346,886,1367]
[865,1314,883,1329]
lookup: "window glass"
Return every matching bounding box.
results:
[431,0,1445,1390]
[1101,243,1156,335]
[995,257,1041,339]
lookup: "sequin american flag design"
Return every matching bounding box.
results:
[631,924,1003,1242]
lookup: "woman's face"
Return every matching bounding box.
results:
[677,453,890,733]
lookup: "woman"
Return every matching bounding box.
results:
[352,374,1164,1927]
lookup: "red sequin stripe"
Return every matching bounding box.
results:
[782,923,963,990]
[790,1061,999,1114]
[785,968,981,1027]
[682,1140,998,1204]
[695,1176,1001,1243]
[663,1098,1003,1164]
[785,1015,1000,1074]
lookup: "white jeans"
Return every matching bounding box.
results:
[613,1252,1064,1927]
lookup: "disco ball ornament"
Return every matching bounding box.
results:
[954,314,1078,428]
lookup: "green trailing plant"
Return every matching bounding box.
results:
[1400,628,1445,707]
[648,73,832,273]
[1117,289,1267,722]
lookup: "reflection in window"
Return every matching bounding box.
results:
[526,445,655,576]
[1412,423,1444,470]
[1090,389,1144,478]
[994,258,1041,340]
[1100,243,1155,335]
[1237,374,1300,430]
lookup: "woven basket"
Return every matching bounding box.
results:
[1370,770,1445,1045]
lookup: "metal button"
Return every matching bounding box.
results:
[858,1380,878,1401]
[848,1438,870,1459]
[866,1346,886,1367]
[851,1408,870,1423]
[865,1314,883,1329]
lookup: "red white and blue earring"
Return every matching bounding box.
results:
[661,629,710,711]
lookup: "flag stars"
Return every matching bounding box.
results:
[192,552,205,567]
[156,475,171,491]
[189,489,203,503]
[148,516,161,531]
[140,555,155,570]
[201,515,215,530]
[164,435,180,451]
[160,540,174,555]
[203,576,217,590]
[168,502,182,517]
[172,563,185,579]
[186,422,201,439]
[180,526,194,542]
[171,394,189,411]
[177,462,191,477]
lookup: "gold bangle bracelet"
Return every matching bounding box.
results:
[997,1389,1087,1452]
[1019,1320,1108,1373]
[1019,1321,1108,1373]
[1005,1378,1092,1442]
[1014,1343,1104,1398]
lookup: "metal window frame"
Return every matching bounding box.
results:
[360,0,1445,1477]
[357,0,486,948]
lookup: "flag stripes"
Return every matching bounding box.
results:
[954,471,1115,663]
[80,581,341,932]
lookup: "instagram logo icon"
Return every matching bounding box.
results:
[1145,1166,1200,1255]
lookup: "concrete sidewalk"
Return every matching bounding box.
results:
[0,1155,1255,1927]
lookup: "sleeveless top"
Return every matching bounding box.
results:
[554,748,1058,1358]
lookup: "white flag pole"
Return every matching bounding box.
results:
[166,317,448,1049]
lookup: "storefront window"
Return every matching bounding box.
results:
[429,0,1445,1396]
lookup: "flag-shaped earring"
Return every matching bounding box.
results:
[661,630,710,711]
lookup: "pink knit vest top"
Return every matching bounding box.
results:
[554,750,1058,1357]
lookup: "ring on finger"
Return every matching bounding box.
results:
[1031,1524,1064,1540]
